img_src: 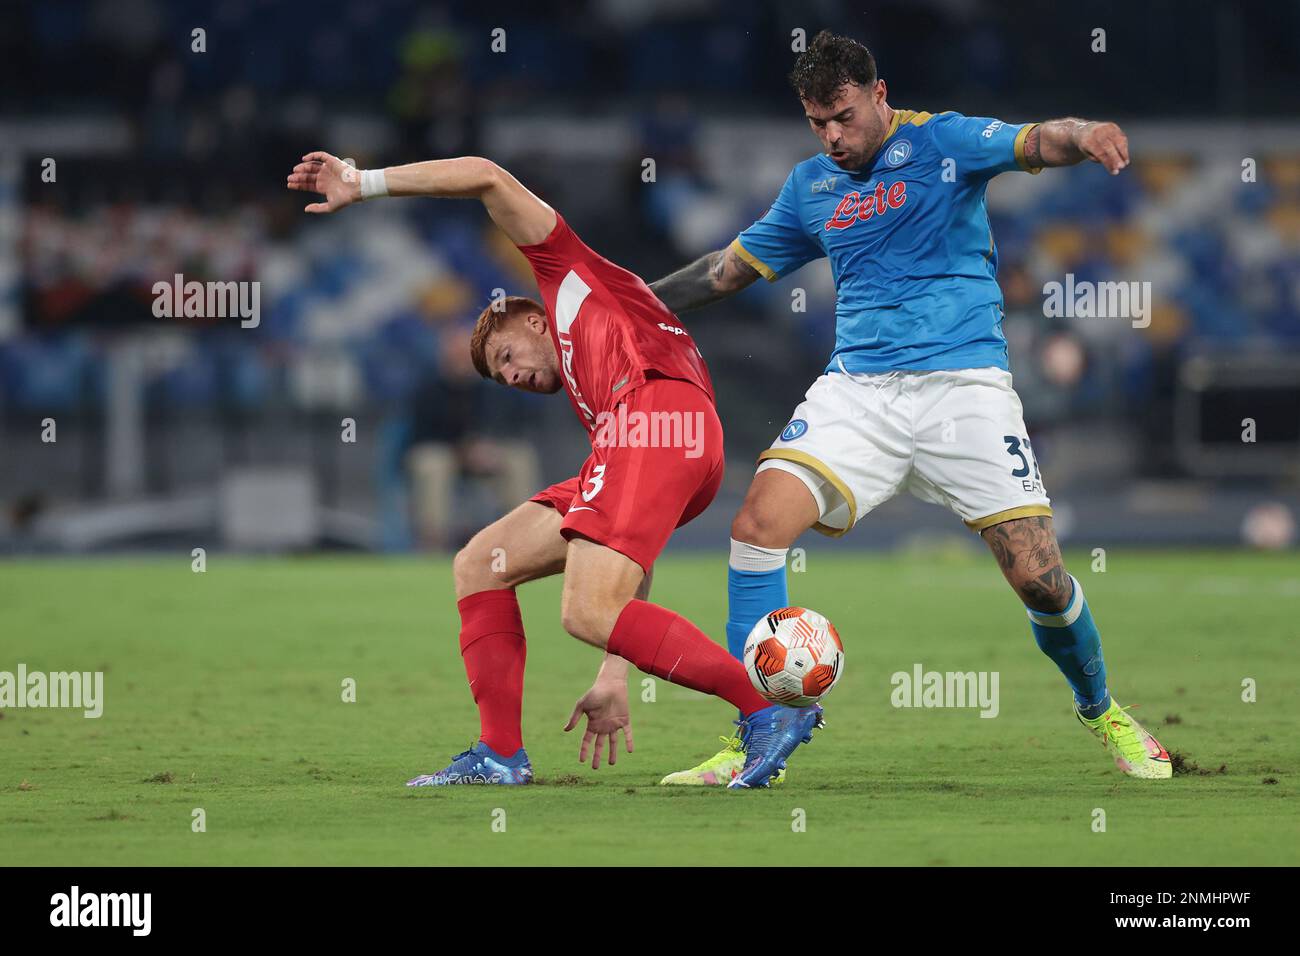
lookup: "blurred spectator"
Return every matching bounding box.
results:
[403,325,539,550]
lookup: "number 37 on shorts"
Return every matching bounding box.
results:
[1003,435,1044,495]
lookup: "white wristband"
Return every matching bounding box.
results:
[359,168,389,201]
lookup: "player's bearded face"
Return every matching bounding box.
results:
[489,321,562,394]
[805,81,886,171]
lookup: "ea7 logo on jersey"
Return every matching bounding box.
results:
[811,175,839,193]
[824,182,908,231]
[982,119,1004,138]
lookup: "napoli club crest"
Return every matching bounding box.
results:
[781,419,809,441]
[885,140,912,167]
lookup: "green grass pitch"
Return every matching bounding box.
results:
[2,550,1297,866]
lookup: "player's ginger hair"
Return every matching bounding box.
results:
[469,295,546,379]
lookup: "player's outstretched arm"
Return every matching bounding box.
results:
[648,244,761,314]
[286,152,557,245]
[1024,119,1130,175]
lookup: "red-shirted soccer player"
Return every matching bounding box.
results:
[287,151,821,788]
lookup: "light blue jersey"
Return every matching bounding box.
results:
[733,109,1040,373]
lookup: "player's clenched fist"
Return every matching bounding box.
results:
[1076,121,1129,175]
[285,151,361,213]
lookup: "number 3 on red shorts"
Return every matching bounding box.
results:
[582,464,606,502]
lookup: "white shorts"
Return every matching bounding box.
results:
[757,367,1052,536]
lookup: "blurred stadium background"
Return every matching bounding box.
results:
[2,0,1298,556]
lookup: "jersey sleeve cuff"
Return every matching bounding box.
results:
[1014,123,1044,175]
[730,237,779,282]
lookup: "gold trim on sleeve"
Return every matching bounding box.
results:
[1014,122,1045,175]
[729,237,778,282]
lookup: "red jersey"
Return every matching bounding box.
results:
[516,214,715,433]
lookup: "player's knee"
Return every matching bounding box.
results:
[731,507,788,550]
[452,539,505,599]
[558,602,600,648]
[451,546,479,599]
[559,589,615,649]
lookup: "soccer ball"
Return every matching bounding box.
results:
[743,607,844,707]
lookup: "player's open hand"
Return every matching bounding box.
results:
[1077,121,1129,175]
[563,678,633,770]
[286,151,361,213]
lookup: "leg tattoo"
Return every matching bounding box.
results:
[982,516,1072,612]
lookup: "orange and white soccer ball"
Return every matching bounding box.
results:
[743,607,844,707]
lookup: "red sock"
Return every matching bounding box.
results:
[607,600,769,715]
[457,589,526,755]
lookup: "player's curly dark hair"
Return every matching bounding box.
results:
[788,30,878,108]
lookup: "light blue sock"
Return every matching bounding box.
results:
[726,567,789,659]
[1025,574,1110,719]
[725,539,789,661]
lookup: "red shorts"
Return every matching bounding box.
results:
[529,377,724,573]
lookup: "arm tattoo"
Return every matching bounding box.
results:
[982,516,1073,613]
[649,246,759,314]
[1028,118,1093,168]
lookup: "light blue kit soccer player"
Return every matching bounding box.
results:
[648,31,1171,786]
